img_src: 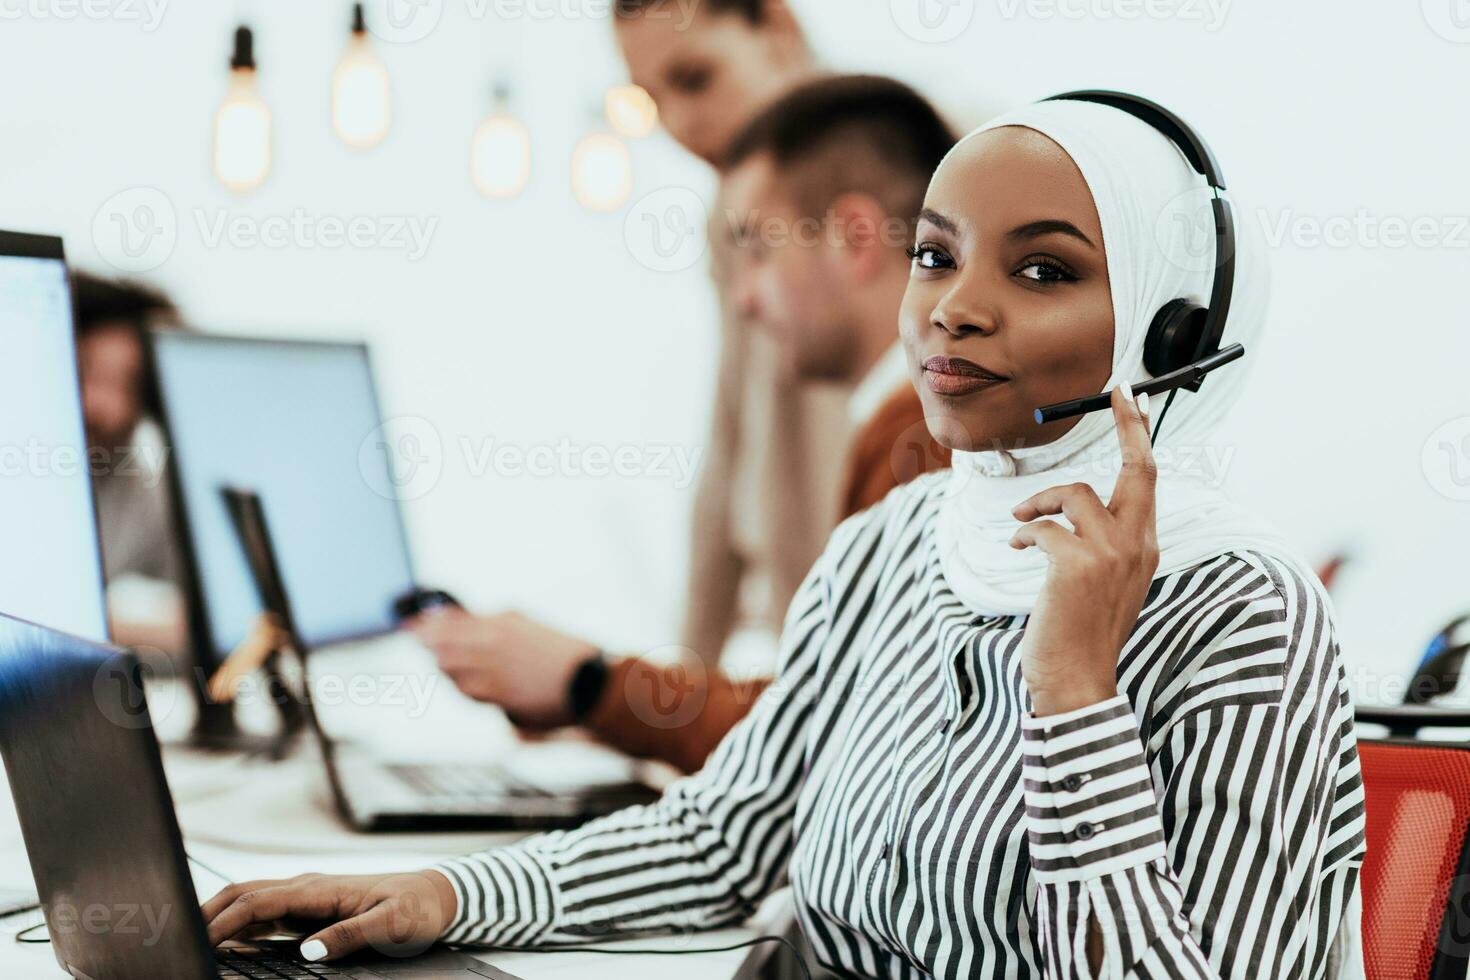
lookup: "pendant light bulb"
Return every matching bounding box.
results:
[471,83,532,198]
[213,26,272,193]
[571,130,633,212]
[332,4,392,148]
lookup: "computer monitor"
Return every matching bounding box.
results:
[149,332,416,665]
[0,231,108,642]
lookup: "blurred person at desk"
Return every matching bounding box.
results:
[72,271,188,655]
[415,76,955,772]
[412,0,958,769]
[618,0,835,669]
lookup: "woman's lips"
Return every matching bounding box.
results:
[922,355,1008,397]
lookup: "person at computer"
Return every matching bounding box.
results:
[203,95,1366,978]
[622,0,844,665]
[413,77,953,771]
[73,271,189,655]
[403,0,833,748]
[410,6,960,770]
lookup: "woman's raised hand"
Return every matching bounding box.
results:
[1009,383,1160,717]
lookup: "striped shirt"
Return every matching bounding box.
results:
[436,474,1367,978]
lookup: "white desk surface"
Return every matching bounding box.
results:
[0,641,772,979]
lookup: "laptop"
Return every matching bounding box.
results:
[0,611,519,979]
[149,331,657,829]
[222,486,658,832]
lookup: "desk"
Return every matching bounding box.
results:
[0,655,776,979]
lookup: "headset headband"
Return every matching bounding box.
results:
[1044,90,1235,365]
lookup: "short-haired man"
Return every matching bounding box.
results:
[417,76,954,771]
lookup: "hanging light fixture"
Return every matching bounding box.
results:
[213,25,272,193]
[604,83,658,139]
[470,82,532,199]
[571,105,633,213]
[332,3,391,148]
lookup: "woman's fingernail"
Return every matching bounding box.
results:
[301,940,328,962]
[1119,381,1134,403]
[1138,391,1150,418]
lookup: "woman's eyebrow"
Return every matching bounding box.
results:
[1007,219,1096,248]
[916,208,959,235]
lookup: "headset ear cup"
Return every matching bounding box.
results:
[1144,299,1209,376]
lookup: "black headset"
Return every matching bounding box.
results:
[1032,90,1245,429]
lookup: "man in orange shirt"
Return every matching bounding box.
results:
[416,76,953,772]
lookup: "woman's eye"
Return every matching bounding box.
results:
[1015,260,1077,283]
[907,244,954,271]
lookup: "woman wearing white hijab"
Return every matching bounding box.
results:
[204,98,1366,980]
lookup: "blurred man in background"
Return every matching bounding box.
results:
[73,272,187,654]
[414,0,843,710]
[416,75,953,772]
[721,76,955,517]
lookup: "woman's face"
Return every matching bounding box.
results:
[899,126,1115,453]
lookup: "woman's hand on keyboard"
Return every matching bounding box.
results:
[202,870,458,963]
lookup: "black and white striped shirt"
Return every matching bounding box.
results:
[436,474,1367,978]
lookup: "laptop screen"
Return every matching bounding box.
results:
[0,233,108,642]
[150,333,416,663]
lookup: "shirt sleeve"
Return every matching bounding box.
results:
[585,658,773,775]
[1022,558,1366,979]
[432,547,834,947]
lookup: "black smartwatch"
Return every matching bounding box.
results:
[567,651,610,721]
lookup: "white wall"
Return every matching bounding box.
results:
[1,0,1466,698]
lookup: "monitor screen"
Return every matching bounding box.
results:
[150,333,415,662]
[0,232,108,642]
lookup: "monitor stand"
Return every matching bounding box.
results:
[186,652,305,760]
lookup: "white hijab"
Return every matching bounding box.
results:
[934,99,1296,617]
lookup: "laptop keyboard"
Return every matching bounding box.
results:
[217,949,352,978]
[385,762,549,801]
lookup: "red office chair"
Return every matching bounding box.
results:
[1356,706,1470,980]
